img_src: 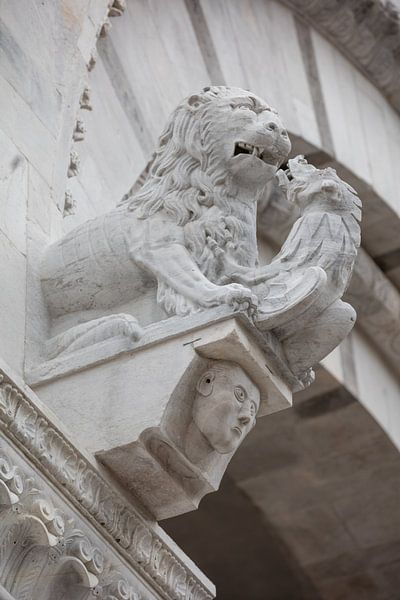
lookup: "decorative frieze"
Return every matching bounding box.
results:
[0,371,214,600]
[0,446,141,599]
[88,51,97,72]
[100,18,112,38]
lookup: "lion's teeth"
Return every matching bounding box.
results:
[236,142,264,157]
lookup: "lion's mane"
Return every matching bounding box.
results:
[118,86,266,316]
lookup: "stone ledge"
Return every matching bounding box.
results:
[26,306,300,391]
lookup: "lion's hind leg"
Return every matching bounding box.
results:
[46,314,144,359]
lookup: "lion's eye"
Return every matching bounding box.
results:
[234,386,246,402]
[230,102,252,111]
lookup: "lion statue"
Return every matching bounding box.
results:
[41,86,291,357]
[41,86,360,387]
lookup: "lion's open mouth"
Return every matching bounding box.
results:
[233,142,280,166]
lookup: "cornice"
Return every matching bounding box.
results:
[0,370,213,600]
[282,0,400,113]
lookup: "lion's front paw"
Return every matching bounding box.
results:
[220,283,258,317]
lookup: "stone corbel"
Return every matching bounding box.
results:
[90,319,291,520]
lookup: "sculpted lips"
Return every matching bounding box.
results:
[233,141,281,166]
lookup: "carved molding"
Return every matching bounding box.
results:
[63,0,127,232]
[0,371,213,600]
[0,446,140,600]
[283,0,400,113]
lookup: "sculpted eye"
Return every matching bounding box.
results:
[230,102,252,111]
[234,386,246,402]
[250,402,257,416]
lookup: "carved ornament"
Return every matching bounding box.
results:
[0,446,141,599]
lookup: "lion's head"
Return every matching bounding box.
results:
[121,86,290,223]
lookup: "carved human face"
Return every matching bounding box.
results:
[193,362,260,454]
[200,88,291,186]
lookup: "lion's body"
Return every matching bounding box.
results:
[42,197,259,320]
[42,208,155,318]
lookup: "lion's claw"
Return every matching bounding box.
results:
[221,283,258,318]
